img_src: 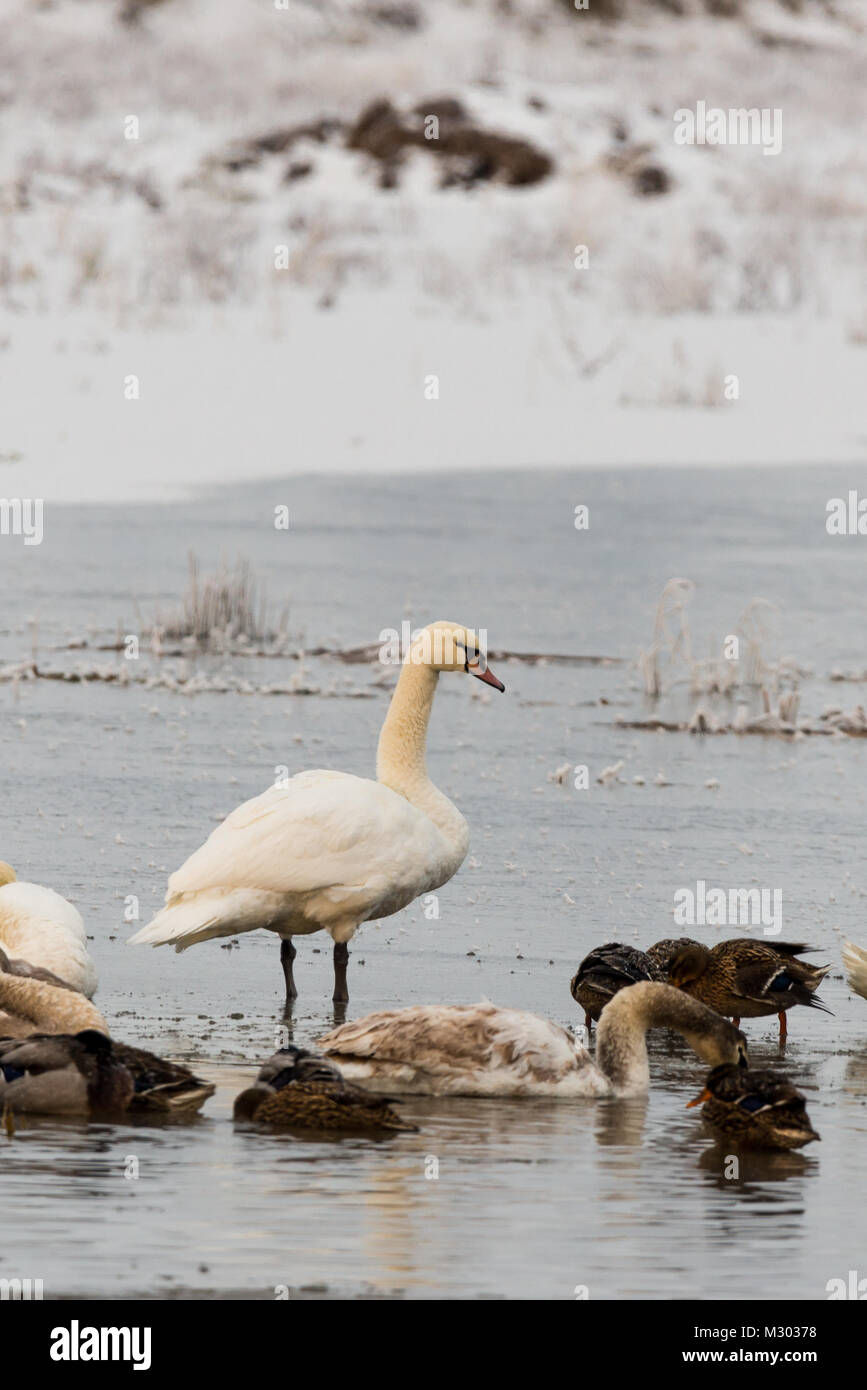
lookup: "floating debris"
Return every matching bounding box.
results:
[0,660,375,700]
[548,762,572,784]
[597,760,625,786]
[613,706,867,739]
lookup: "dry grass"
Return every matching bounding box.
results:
[637,577,695,697]
[144,553,289,650]
[636,581,800,702]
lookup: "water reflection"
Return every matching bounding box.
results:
[594,1096,648,1147]
[0,1055,860,1299]
[697,1143,817,1186]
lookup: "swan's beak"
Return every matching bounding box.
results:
[686,1087,711,1109]
[468,660,505,692]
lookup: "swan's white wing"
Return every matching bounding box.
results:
[129,771,463,948]
[0,883,97,997]
[318,1002,606,1097]
[167,772,454,901]
[843,941,867,1001]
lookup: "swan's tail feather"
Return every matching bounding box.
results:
[127,892,257,951]
[843,941,867,1001]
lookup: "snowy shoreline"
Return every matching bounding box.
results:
[1,0,865,501]
[3,296,865,505]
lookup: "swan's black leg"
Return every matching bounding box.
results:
[281,938,297,1008]
[333,941,349,1004]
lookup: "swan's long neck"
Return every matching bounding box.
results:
[0,972,107,1034]
[595,982,726,1097]
[376,663,468,857]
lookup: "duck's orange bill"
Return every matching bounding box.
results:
[686,1088,712,1109]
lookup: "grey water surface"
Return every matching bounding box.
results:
[1,465,866,1299]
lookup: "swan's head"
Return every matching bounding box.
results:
[0,862,17,888]
[416,621,505,691]
[685,1017,749,1071]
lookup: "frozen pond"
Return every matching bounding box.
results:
[1,464,866,1299]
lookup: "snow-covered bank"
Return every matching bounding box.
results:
[1,0,865,499]
[3,297,866,504]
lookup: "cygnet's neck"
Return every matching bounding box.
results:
[595,982,722,1096]
[0,972,108,1034]
[376,662,468,858]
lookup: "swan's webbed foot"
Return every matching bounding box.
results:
[281,938,298,1010]
[332,941,349,1004]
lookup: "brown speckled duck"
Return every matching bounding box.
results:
[666,938,830,1040]
[646,937,701,979]
[570,942,656,1030]
[687,1064,820,1150]
[234,1044,417,1134]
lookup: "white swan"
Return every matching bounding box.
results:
[0,863,98,998]
[129,621,504,1003]
[317,982,750,1098]
[843,941,867,1001]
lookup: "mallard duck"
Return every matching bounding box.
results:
[109,1042,215,1113]
[0,959,214,1115]
[843,941,867,1001]
[0,1031,134,1116]
[0,863,98,997]
[646,937,701,979]
[687,1064,820,1150]
[0,1029,214,1118]
[318,983,749,1098]
[570,942,655,1029]
[667,939,830,1040]
[234,1044,417,1133]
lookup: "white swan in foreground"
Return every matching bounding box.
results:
[0,863,98,998]
[318,982,749,1098]
[129,622,504,1003]
[843,941,867,1001]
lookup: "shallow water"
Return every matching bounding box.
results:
[2,465,867,1299]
